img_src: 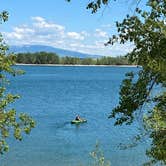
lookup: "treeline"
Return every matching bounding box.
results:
[15,52,132,65]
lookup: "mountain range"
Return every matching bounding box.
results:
[9,45,101,58]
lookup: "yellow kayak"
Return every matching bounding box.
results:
[71,119,87,124]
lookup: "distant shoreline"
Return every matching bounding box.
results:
[15,63,140,67]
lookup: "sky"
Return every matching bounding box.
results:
[0,0,146,56]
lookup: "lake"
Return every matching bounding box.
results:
[1,66,149,166]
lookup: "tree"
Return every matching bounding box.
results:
[81,57,95,65]
[67,0,166,165]
[107,1,166,164]
[0,11,35,154]
[90,142,111,166]
[66,0,111,14]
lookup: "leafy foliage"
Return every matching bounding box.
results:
[105,0,166,164]
[66,0,112,13]
[16,52,60,64]
[0,11,35,154]
[15,52,130,65]
[90,142,111,166]
[143,92,166,165]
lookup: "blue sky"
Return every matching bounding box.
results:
[0,0,146,56]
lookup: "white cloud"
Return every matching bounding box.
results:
[14,27,34,34]
[95,29,107,38]
[67,32,84,40]
[81,31,90,37]
[5,32,22,40]
[32,16,65,32]
[2,16,133,56]
[31,16,44,22]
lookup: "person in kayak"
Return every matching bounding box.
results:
[75,115,81,121]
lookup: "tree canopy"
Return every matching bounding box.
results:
[0,11,35,154]
[66,0,111,13]
[15,52,130,65]
[107,1,166,164]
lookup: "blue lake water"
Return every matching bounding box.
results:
[1,66,149,166]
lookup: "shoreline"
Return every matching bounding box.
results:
[15,63,140,67]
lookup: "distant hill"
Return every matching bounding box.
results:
[9,45,101,58]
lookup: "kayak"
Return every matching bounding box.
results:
[71,119,87,124]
